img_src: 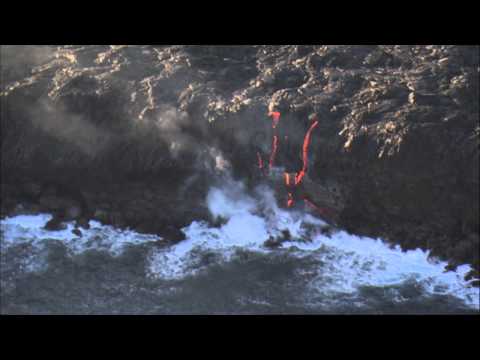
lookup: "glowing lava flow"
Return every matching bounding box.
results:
[269,111,281,129]
[295,118,319,186]
[284,172,294,207]
[287,193,294,208]
[258,112,327,215]
[282,115,319,209]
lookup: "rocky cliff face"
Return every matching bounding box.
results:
[1,45,478,279]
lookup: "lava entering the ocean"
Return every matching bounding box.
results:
[257,112,331,216]
[295,117,319,186]
[284,172,294,208]
[279,114,320,209]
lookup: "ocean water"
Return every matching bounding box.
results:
[1,181,478,314]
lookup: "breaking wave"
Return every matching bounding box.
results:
[1,180,479,312]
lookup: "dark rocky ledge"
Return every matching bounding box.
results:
[1,45,478,279]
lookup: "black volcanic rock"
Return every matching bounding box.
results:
[44,217,67,231]
[1,45,478,278]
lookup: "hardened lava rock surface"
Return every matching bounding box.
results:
[1,45,478,278]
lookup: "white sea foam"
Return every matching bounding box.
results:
[0,213,162,257]
[147,180,479,309]
[1,180,479,309]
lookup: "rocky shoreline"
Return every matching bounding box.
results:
[1,45,478,281]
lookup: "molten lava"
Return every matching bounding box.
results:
[295,119,319,186]
[269,135,278,170]
[269,111,281,128]
[281,116,320,210]
[287,192,294,208]
[259,112,329,215]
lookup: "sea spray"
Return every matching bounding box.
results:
[1,181,479,310]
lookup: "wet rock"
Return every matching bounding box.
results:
[264,236,282,249]
[159,225,186,244]
[210,216,228,228]
[72,228,82,237]
[280,229,291,241]
[320,225,335,237]
[44,217,67,231]
[75,217,90,230]
[469,279,480,287]
[264,230,292,249]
